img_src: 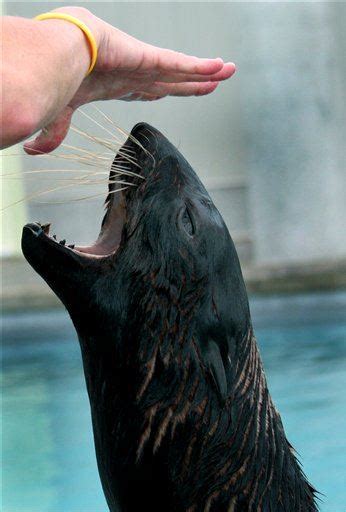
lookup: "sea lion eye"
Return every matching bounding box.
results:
[181,207,195,236]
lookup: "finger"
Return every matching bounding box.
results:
[133,40,227,75]
[141,81,219,98]
[156,62,236,84]
[23,107,73,154]
[169,81,219,96]
[152,48,225,75]
[118,81,219,102]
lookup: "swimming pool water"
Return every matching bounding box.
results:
[2,292,346,511]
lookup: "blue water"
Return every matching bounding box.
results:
[2,292,346,511]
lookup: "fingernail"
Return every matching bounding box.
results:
[23,139,40,154]
[24,139,34,148]
[201,57,223,63]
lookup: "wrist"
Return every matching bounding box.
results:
[51,6,104,53]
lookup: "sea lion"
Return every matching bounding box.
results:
[22,123,318,512]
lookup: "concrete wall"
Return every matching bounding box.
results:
[239,2,346,265]
[3,2,346,271]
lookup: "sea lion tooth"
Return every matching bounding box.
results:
[52,235,57,240]
[41,223,51,234]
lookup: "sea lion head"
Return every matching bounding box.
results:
[22,122,250,368]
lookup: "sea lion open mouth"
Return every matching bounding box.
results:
[22,163,126,259]
[21,123,317,512]
[22,123,147,261]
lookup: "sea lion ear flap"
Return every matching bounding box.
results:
[203,340,228,402]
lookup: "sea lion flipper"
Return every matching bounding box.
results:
[204,340,228,402]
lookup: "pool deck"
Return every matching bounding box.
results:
[1,254,346,312]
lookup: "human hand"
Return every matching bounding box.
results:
[24,6,236,154]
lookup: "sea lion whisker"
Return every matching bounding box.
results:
[70,124,121,151]
[61,178,136,188]
[116,147,138,160]
[2,167,143,185]
[57,151,139,173]
[92,104,155,165]
[1,181,90,211]
[2,140,139,170]
[116,143,137,156]
[1,169,117,178]
[76,113,145,168]
[138,128,158,166]
[3,173,136,186]
[110,163,145,180]
[111,162,137,172]
[1,148,105,167]
[32,186,130,205]
[1,174,135,210]
[60,156,109,167]
[110,146,141,168]
[113,171,144,180]
[13,146,112,169]
[116,153,140,168]
[91,105,150,155]
[79,108,125,146]
[132,129,156,167]
[71,124,141,169]
[2,174,107,181]
[61,143,114,161]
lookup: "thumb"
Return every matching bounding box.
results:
[23,106,74,155]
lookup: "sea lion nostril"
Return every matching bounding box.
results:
[130,122,155,137]
[130,122,160,154]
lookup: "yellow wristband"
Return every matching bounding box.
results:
[34,12,98,75]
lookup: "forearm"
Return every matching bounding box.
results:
[0,7,101,148]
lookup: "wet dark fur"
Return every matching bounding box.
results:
[22,123,318,511]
